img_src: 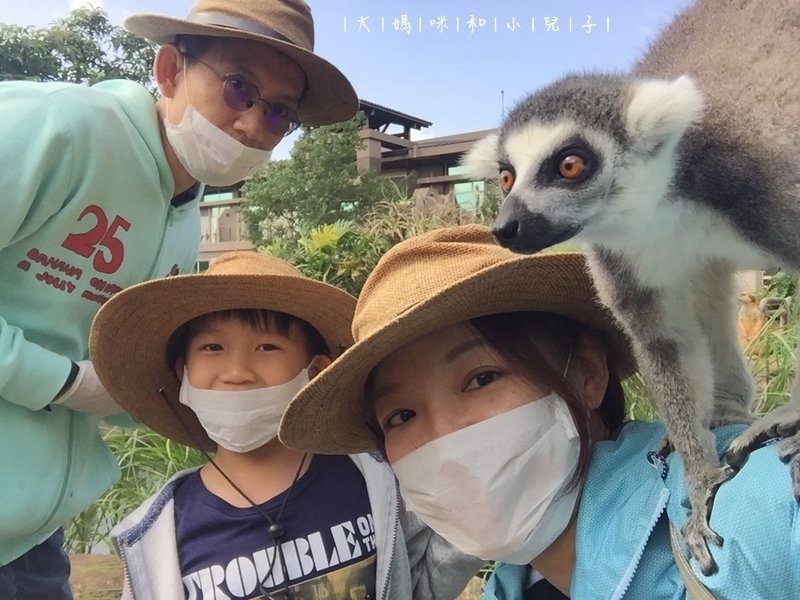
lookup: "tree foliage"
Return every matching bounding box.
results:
[762,271,797,299]
[262,197,490,296]
[0,8,155,87]
[240,112,401,246]
[240,108,501,294]
[263,220,386,296]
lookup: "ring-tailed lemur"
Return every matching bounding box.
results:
[464,0,800,576]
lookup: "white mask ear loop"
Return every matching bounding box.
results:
[165,56,191,126]
[562,347,573,380]
[181,57,191,107]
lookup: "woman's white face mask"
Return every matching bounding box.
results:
[391,393,581,565]
[178,366,310,453]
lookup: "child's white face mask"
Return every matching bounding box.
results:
[178,366,309,453]
[391,393,581,565]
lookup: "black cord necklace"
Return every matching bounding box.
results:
[160,388,307,599]
[203,447,307,599]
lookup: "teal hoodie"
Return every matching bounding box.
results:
[485,422,798,599]
[0,79,200,563]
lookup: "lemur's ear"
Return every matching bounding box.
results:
[462,133,501,180]
[624,76,704,150]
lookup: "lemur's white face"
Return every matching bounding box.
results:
[463,76,705,254]
[485,122,622,252]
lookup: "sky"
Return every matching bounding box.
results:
[0,0,696,159]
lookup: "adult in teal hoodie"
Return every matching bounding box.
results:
[0,0,358,596]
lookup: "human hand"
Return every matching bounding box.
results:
[53,360,122,416]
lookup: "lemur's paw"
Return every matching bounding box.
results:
[682,466,735,576]
[657,435,674,457]
[726,407,800,469]
[775,432,800,501]
[681,514,720,576]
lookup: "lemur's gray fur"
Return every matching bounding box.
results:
[464,0,800,575]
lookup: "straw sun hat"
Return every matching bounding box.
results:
[89,251,356,451]
[124,0,357,126]
[279,224,637,455]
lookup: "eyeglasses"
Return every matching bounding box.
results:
[185,54,301,138]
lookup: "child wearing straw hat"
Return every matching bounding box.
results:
[0,0,357,595]
[88,251,482,600]
[278,225,799,600]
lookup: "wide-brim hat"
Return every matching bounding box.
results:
[124,0,358,126]
[90,251,356,451]
[279,224,637,455]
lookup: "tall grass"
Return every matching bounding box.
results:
[749,297,799,414]
[624,374,659,422]
[65,427,204,553]
[622,295,798,421]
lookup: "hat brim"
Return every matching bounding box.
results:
[278,252,636,455]
[90,272,356,450]
[124,14,358,127]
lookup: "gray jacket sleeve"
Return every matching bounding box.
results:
[400,506,486,599]
[350,452,484,599]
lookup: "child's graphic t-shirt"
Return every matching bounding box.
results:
[174,454,377,600]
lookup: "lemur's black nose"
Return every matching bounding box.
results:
[492,219,519,242]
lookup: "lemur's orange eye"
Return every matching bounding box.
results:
[558,155,585,179]
[499,170,515,192]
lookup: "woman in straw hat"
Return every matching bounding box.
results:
[279,225,799,600]
[89,251,481,600]
[0,0,357,596]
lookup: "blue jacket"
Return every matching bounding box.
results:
[0,79,200,563]
[485,421,798,599]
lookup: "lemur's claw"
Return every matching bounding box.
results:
[774,432,800,501]
[726,407,800,469]
[682,514,720,576]
[682,466,735,576]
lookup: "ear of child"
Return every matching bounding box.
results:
[308,354,332,380]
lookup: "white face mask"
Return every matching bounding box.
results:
[392,393,581,565]
[178,367,309,453]
[162,64,271,187]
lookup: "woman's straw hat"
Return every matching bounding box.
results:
[279,224,636,455]
[124,0,357,126]
[90,251,356,450]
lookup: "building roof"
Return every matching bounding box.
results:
[359,99,433,131]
